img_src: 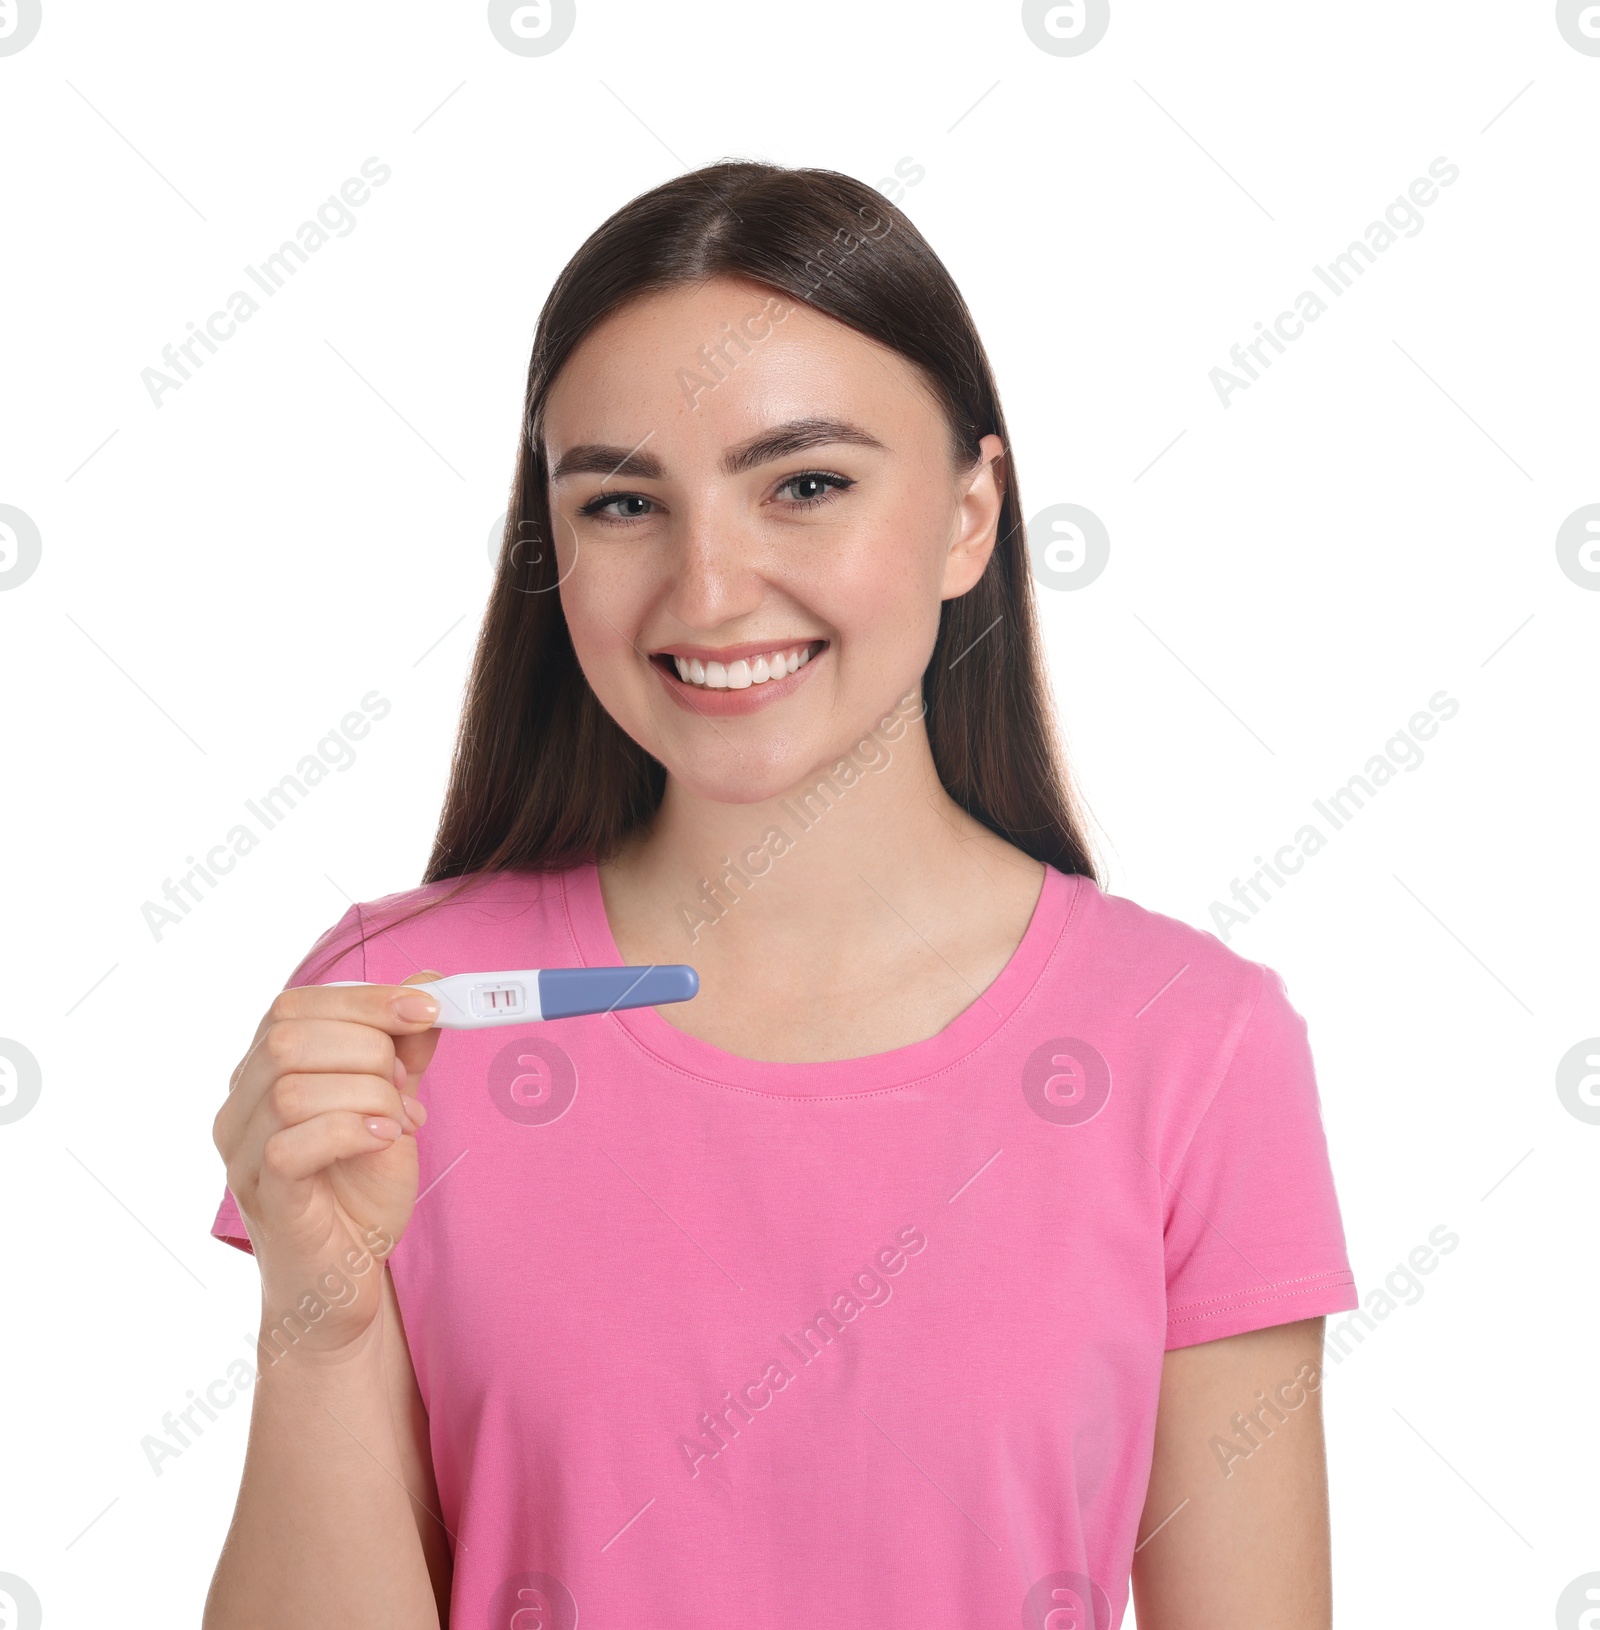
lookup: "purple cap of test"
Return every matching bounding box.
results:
[537,965,698,1021]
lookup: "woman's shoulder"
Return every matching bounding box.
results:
[291,862,593,986]
[1060,868,1285,1013]
[359,862,573,920]
[1048,871,1319,1111]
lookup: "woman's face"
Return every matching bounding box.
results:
[542,274,1004,804]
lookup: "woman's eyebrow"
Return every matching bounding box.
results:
[720,416,887,475]
[549,416,886,483]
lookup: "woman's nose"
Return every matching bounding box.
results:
[662,498,766,627]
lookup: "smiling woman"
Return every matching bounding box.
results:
[552,403,883,715]
[204,160,1358,1630]
[451,168,1083,878]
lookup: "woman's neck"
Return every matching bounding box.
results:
[595,719,1046,1060]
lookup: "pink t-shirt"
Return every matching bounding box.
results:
[211,860,1358,1628]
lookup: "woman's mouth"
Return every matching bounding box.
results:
[662,640,822,690]
[648,638,828,715]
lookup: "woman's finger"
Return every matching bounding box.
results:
[257,1109,412,1186]
[254,1072,419,1135]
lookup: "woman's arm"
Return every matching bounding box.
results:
[1131,1316,1334,1630]
[204,970,451,1626]
[202,1266,450,1628]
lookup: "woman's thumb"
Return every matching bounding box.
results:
[395,969,445,1076]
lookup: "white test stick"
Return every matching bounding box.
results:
[321,965,698,1029]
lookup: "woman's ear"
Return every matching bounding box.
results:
[940,433,1008,600]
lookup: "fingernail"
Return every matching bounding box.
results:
[392,1058,408,1091]
[365,1116,402,1141]
[406,1096,428,1128]
[394,993,439,1023]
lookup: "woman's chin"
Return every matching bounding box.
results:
[666,762,815,810]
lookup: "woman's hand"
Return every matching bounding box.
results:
[212,969,445,1354]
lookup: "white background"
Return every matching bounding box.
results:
[1,2,1595,1624]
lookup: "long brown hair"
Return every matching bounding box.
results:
[352,160,1098,954]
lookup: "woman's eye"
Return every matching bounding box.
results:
[578,471,853,523]
[775,471,853,507]
[579,492,656,523]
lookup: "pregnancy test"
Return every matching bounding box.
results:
[323,966,698,1029]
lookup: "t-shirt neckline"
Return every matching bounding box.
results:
[560,857,1083,1097]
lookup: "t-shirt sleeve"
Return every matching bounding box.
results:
[210,902,370,1255]
[1162,961,1359,1349]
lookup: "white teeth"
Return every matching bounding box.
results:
[668,643,818,689]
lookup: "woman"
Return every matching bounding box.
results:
[206,160,1358,1629]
